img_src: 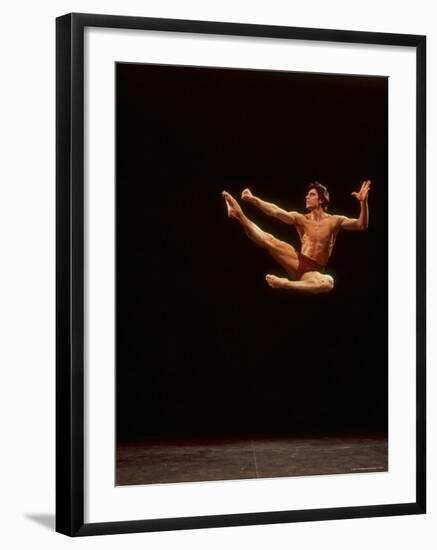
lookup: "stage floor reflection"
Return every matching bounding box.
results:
[116,433,388,485]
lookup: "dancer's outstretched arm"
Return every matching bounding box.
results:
[337,180,371,231]
[241,188,304,225]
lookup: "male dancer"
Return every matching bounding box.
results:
[222,180,370,294]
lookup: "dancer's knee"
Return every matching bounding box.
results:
[319,275,334,293]
[306,274,334,294]
[263,232,277,249]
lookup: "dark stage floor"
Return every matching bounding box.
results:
[116,433,388,486]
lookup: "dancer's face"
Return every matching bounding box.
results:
[305,189,322,210]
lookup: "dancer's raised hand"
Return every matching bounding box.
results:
[241,188,254,202]
[351,180,371,202]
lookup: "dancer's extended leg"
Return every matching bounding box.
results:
[223,191,271,246]
[222,191,299,276]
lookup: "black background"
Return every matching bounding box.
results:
[116,63,388,440]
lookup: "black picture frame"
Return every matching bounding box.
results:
[56,12,426,537]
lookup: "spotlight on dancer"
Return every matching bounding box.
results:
[222,180,371,294]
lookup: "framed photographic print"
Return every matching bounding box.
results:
[56,12,426,536]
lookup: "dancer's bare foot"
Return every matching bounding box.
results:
[265,274,291,289]
[222,191,243,219]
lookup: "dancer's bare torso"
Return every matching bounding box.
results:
[294,212,341,267]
